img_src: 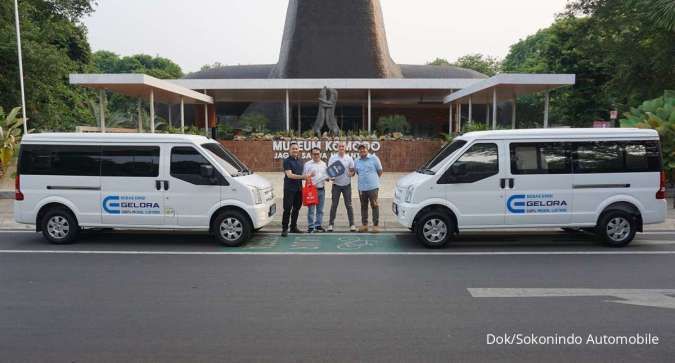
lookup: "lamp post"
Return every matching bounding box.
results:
[14,0,28,134]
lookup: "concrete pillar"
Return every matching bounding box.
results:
[99,89,106,133]
[204,104,209,138]
[168,103,172,128]
[492,87,497,130]
[285,90,290,132]
[468,96,473,125]
[458,103,462,133]
[512,96,517,129]
[368,89,372,133]
[180,97,185,134]
[448,104,453,134]
[137,98,143,133]
[544,90,550,128]
[149,89,155,133]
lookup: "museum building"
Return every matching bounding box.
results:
[69,0,575,138]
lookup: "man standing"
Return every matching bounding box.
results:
[303,147,328,233]
[354,144,383,233]
[327,142,356,232]
[282,143,310,237]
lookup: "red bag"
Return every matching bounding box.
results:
[303,179,319,206]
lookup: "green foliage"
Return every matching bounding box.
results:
[439,133,454,143]
[239,112,269,133]
[461,122,490,133]
[0,0,96,131]
[428,54,501,76]
[377,115,410,134]
[92,51,182,79]
[216,123,235,140]
[620,91,675,128]
[0,107,25,171]
[504,1,675,127]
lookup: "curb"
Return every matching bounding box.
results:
[0,191,13,199]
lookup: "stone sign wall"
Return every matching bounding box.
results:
[219,139,444,172]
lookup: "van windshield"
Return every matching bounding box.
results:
[201,143,252,177]
[417,140,467,175]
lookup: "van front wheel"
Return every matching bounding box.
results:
[416,213,453,248]
[597,211,636,247]
[213,211,251,247]
[41,208,80,244]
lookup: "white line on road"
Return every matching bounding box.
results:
[1,250,675,256]
[468,288,675,310]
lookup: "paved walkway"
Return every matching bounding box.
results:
[1,172,674,231]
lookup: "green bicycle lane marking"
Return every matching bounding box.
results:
[242,233,420,253]
[237,232,664,253]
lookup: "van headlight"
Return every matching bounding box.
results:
[251,188,264,205]
[405,185,415,203]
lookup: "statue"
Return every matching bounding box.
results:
[312,87,340,135]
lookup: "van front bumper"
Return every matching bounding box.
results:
[393,201,417,229]
[251,201,276,229]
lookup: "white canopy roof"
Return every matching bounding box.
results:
[443,73,576,104]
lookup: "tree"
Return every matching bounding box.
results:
[453,54,501,77]
[0,0,97,131]
[427,54,501,76]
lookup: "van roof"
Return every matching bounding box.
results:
[21,132,212,144]
[459,128,659,141]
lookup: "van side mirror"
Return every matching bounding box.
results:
[200,165,215,178]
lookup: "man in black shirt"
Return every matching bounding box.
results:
[282,143,311,237]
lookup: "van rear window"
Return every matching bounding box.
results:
[19,145,100,176]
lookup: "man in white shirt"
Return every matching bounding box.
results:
[303,147,328,233]
[327,142,356,232]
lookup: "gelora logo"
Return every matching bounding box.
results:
[102,195,121,214]
[507,194,526,214]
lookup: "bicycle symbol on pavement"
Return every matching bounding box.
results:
[337,236,377,251]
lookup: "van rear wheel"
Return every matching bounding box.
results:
[213,210,251,247]
[41,208,80,244]
[416,213,453,248]
[597,210,636,248]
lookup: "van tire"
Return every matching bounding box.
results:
[40,208,80,244]
[416,213,453,248]
[213,210,251,247]
[597,210,637,247]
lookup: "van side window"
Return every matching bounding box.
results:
[510,143,571,174]
[574,142,624,174]
[19,145,100,176]
[439,143,499,184]
[101,146,159,177]
[171,147,223,186]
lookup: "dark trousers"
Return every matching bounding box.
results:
[329,184,354,226]
[359,188,379,226]
[282,189,302,230]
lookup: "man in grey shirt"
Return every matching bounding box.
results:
[327,142,356,232]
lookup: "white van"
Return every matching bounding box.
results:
[394,129,667,248]
[14,133,276,246]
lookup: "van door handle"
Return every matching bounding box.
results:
[163,180,169,191]
[155,180,162,190]
[508,178,515,189]
[500,178,506,189]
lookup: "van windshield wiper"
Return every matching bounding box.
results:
[416,168,436,175]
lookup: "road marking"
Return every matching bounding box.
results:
[468,288,675,310]
[1,250,675,256]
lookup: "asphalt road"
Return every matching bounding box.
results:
[1,230,674,362]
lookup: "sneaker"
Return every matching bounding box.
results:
[371,226,380,233]
[315,226,326,233]
[350,225,357,232]
[327,225,334,232]
[308,227,315,234]
[281,230,288,237]
[358,225,369,233]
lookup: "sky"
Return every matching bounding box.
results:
[83,0,569,74]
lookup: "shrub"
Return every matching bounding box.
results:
[239,112,270,133]
[377,115,410,134]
